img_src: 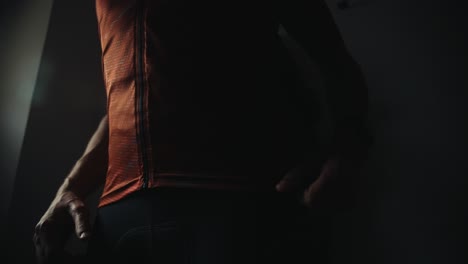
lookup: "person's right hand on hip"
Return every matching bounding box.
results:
[33,191,91,264]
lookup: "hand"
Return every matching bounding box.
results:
[276,158,340,208]
[33,191,91,264]
[276,122,372,208]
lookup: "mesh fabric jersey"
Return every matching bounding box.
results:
[96,0,317,208]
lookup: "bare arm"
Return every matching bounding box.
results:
[56,114,109,199]
[276,0,372,206]
[34,115,108,264]
[278,0,371,157]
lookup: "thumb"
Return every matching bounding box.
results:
[276,161,317,192]
[67,199,91,240]
[303,159,339,206]
[276,157,325,192]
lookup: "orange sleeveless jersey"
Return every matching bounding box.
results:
[96,0,317,208]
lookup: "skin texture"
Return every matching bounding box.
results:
[33,115,108,264]
[275,0,371,207]
[33,0,370,263]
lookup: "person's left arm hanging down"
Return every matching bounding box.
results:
[275,0,373,208]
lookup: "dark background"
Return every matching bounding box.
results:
[1,0,467,263]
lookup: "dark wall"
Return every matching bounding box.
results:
[328,0,468,263]
[0,0,53,235]
[5,1,105,263]
[4,0,468,263]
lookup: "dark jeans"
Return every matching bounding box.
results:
[85,188,331,264]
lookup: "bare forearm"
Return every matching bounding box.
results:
[280,0,371,156]
[55,115,109,199]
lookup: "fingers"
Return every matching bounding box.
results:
[34,220,63,264]
[67,199,92,240]
[275,167,304,192]
[302,176,325,208]
[33,194,90,264]
[276,158,324,193]
[302,159,339,207]
[34,223,46,264]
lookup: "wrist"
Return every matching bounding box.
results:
[58,177,89,201]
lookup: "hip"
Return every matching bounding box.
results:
[87,188,322,263]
